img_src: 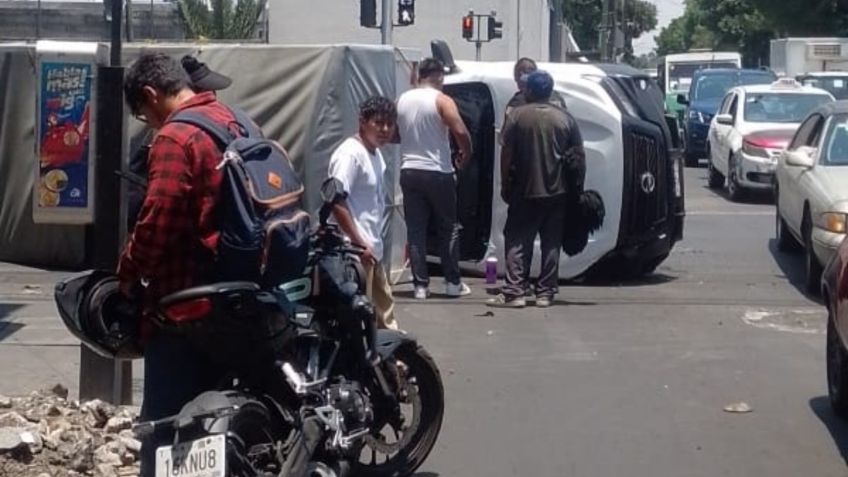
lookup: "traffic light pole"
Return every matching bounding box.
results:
[475,42,482,61]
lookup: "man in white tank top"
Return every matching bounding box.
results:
[396,58,473,300]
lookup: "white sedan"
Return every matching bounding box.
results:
[776,101,848,294]
[707,80,834,201]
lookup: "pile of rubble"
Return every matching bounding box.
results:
[0,385,140,477]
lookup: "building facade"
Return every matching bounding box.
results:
[269,0,553,62]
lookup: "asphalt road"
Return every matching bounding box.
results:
[0,166,846,476]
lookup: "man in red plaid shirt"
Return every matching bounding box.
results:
[120,52,247,477]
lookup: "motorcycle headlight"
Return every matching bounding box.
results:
[819,212,848,234]
[688,109,705,123]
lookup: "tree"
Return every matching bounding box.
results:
[177,0,266,40]
[562,0,657,57]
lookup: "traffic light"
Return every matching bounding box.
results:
[360,0,377,28]
[398,0,414,26]
[462,15,474,40]
[488,16,503,40]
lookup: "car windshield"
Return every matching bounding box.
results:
[692,73,774,101]
[743,93,832,123]
[822,114,848,165]
[668,62,738,93]
[799,76,848,100]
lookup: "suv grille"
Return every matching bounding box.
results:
[624,131,668,236]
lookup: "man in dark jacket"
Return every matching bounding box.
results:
[489,70,586,309]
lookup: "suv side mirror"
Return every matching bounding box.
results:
[785,147,816,168]
[677,93,689,105]
[715,114,733,126]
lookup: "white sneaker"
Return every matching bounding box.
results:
[414,286,429,300]
[445,282,471,297]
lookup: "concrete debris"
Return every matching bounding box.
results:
[723,401,754,413]
[0,387,139,477]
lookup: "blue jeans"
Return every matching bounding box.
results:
[138,333,222,477]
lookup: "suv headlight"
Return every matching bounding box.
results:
[819,212,848,234]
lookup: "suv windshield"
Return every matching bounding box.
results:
[799,76,848,99]
[743,93,831,123]
[692,73,774,101]
[823,114,848,165]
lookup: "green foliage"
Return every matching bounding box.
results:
[562,0,657,57]
[177,0,266,40]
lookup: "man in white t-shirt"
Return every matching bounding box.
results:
[328,96,398,330]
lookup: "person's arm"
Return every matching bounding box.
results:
[500,115,516,203]
[327,148,377,265]
[563,114,586,200]
[437,93,472,169]
[117,135,192,295]
[331,201,376,265]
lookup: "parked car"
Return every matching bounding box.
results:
[707,79,834,201]
[776,101,848,294]
[821,233,848,417]
[678,68,776,167]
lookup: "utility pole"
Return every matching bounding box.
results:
[516,0,521,58]
[381,0,392,45]
[81,0,132,405]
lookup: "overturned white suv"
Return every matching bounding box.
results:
[436,54,685,279]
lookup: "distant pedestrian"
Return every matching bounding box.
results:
[489,70,586,309]
[328,96,399,330]
[504,57,567,119]
[397,58,473,300]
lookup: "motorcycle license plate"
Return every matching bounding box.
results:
[155,434,226,477]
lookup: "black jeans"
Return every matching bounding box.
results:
[502,195,567,299]
[139,333,222,477]
[400,169,461,287]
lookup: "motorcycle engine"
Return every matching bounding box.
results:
[327,380,373,431]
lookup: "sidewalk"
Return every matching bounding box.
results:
[0,262,144,401]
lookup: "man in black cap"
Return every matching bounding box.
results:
[126,55,232,231]
[489,70,585,309]
[181,54,233,92]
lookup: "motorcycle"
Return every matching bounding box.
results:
[54,178,445,477]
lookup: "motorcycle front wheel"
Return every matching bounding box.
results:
[354,343,445,477]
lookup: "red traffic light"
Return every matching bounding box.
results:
[462,15,474,40]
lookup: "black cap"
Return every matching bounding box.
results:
[181,55,232,92]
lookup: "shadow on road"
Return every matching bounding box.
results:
[768,238,824,304]
[413,473,439,477]
[687,165,775,205]
[577,272,677,288]
[0,303,24,342]
[810,396,848,464]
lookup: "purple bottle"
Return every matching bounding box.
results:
[485,257,498,284]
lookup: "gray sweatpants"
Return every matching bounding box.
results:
[502,195,567,299]
[400,169,461,288]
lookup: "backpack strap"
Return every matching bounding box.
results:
[169,111,236,149]
[229,107,263,139]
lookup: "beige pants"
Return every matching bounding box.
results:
[365,262,397,330]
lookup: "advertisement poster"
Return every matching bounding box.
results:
[37,62,91,211]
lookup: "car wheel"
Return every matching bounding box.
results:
[727,155,746,202]
[828,312,848,418]
[804,215,823,296]
[775,196,801,253]
[707,155,724,189]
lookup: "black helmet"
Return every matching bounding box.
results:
[54,270,143,359]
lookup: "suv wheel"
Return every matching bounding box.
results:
[828,312,848,418]
[804,214,823,296]
[707,156,724,189]
[775,196,800,253]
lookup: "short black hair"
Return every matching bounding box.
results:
[418,58,445,80]
[124,52,190,115]
[360,95,397,122]
[514,57,537,78]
